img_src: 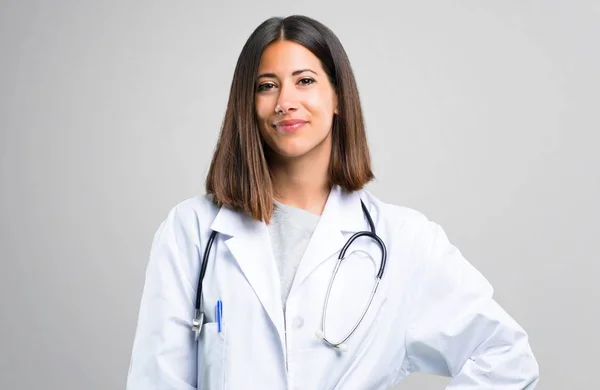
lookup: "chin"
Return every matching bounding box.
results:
[269,140,314,159]
[275,148,312,159]
[266,134,331,161]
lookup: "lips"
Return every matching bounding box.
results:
[273,119,308,133]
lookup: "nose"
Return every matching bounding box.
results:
[275,82,298,114]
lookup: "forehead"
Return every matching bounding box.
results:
[258,40,322,73]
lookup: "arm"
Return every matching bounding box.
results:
[126,206,198,390]
[405,222,539,389]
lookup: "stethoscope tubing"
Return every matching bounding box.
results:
[192,199,387,348]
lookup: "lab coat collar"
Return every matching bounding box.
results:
[208,185,366,352]
[290,185,366,294]
[331,184,367,233]
[209,185,365,236]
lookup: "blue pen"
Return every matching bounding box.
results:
[216,300,223,333]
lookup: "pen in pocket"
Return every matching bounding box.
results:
[216,300,223,333]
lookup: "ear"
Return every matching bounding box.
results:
[334,94,339,115]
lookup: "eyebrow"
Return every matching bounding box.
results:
[256,68,318,79]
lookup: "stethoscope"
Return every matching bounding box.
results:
[191,199,387,352]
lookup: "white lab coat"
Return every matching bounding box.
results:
[126,185,539,389]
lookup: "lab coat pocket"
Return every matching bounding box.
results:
[197,322,227,390]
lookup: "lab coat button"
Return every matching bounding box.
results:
[292,316,304,330]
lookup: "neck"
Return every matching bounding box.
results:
[270,145,331,215]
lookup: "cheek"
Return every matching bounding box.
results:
[255,105,267,122]
[306,91,336,123]
[310,103,335,131]
[255,104,272,132]
[255,95,275,117]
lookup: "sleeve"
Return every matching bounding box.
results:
[404,222,539,389]
[126,206,199,390]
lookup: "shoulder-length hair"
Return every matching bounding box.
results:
[205,15,374,223]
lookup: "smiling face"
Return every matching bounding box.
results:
[255,40,338,162]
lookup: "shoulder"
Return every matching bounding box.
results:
[360,189,452,257]
[153,194,220,242]
[171,193,219,221]
[362,190,492,295]
[361,190,435,233]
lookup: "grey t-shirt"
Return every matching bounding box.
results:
[267,200,320,309]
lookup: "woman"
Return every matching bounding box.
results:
[126,15,539,389]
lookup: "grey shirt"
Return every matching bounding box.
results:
[267,200,320,309]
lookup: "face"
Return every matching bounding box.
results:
[255,40,338,161]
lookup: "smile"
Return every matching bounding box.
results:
[273,121,307,133]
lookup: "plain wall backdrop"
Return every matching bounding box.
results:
[1,1,598,389]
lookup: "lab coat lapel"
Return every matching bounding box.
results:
[210,206,285,346]
[292,186,365,291]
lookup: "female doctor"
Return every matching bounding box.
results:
[126,15,539,390]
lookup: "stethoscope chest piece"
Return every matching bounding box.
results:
[192,310,204,340]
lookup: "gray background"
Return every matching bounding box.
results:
[1,1,598,389]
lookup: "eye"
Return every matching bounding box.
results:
[257,82,276,92]
[298,77,315,86]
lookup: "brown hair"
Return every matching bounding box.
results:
[205,15,374,223]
